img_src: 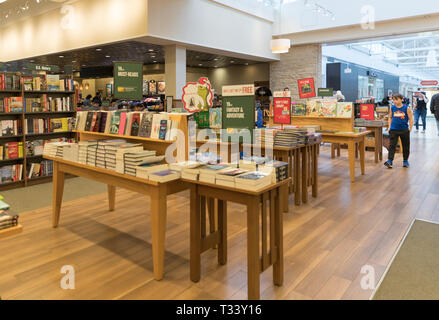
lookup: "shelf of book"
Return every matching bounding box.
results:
[0,224,23,240]
[0,158,24,165]
[269,114,354,133]
[0,72,77,191]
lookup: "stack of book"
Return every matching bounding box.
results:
[99,140,127,171]
[235,171,272,191]
[86,142,98,167]
[169,161,203,180]
[0,210,19,231]
[114,143,144,174]
[274,128,307,148]
[43,142,72,158]
[136,163,169,180]
[199,163,230,184]
[305,132,322,144]
[78,140,98,164]
[265,160,288,183]
[95,140,124,169]
[148,169,181,183]
[62,144,79,162]
[123,150,159,176]
[215,168,249,188]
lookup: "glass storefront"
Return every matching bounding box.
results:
[358,76,384,101]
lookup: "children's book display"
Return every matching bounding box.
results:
[298,99,353,118]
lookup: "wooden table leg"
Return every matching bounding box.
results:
[312,144,319,198]
[247,198,261,300]
[190,185,201,282]
[348,141,356,183]
[280,151,289,213]
[359,138,366,176]
[294,149,301,206]
[337,144,341,157]
[374,128,379,164]
[150,185,167,281]
[107,185,116,211]
[52,162,65,228]
[273,188,284,286]
[302,146,308,204]
[218,200,227,265]
[331,144,336,159]
[379,127,383,161]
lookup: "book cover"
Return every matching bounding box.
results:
[110,112,121,134]
[292,104,307,116]
[360,104,375,121]
[130,113,141,137]
[319,100,337,117]
[138,113,153,138]
[1,120,14,137]
[337,102,353,118]
[99,112,108,133]
[119,112,127,135]
[209,108,222,129]
[6,142,18,159]
[84,112,94,131]
[158,120,168,140]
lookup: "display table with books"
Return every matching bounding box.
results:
[320,131,370,183]
[43,155,190,281]
[0,196,22,240]
[184,177,291,300]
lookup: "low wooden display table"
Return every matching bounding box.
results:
[321,131,370,183]
[301,142,320,204]
[184,178,291,300]
[44,156,189,281]
[0,225,23,240]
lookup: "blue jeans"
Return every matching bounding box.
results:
[414,108,427,130]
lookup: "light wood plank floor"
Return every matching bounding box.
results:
[1,125,439,300]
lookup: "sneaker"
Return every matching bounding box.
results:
[384,160,393,169]
[415,129,419,132]
[403,160,410,168]
[422,130,426,134]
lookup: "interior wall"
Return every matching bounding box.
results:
[208,63,269,93]
[0,0,148,61]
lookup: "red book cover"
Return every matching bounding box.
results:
[119,112,127,135]
[7,142,19,159]
[273,97,292,124]
[90,112,98,132]
[360,104,375,120]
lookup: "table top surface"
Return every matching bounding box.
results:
[182,177,291,196]
[320,131,371,138]
[44,155,163,186]
[198,140,319,151]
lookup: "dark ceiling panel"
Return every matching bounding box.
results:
[4,41,261,75]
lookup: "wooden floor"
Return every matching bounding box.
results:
[1,124,439,300]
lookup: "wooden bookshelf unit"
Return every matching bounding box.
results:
[0,72,77,191]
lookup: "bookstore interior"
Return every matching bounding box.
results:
[1,0,439,303]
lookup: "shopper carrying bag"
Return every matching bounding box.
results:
[384,93,414,169]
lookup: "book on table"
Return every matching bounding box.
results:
[148,170,180,183]
[136,162,169,179]
[235,171,272,191]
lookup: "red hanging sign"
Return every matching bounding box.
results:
[273,97,292,124]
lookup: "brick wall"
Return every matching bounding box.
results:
[270,44,322,103]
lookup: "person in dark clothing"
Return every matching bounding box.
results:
[83,95,92,106]
[414,92,429,132]
[92,92,102,106]
[381,93,393,106]
[431,93,439,136]
[384,93,414,169]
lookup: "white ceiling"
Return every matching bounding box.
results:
[0,0,74,28]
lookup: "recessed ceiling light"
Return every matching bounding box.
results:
[153,61,157,63]
[105,55,111,58]
[59,55,64,58]
[30,60,34,63]
[245,63,249,65]
[214,58,219,61]
[151,56,156,58]
[72,60,76,63]
[198,64,203,66]
[96,48,102,51]
[148,49,154,52]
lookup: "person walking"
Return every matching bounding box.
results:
[414,92,428,133]
[431,92,439,136]
[384,93,414,169]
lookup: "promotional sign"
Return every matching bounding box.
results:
[27,63,60,73]
[420,80,438,86]
[298,78,316,99]
[113,62,143,100]
[318,88,333,97]
[360,104,375,120]
[222,84,255,143]
[182,77,213,113]
[273,91,291,124]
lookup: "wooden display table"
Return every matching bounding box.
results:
[0,225,23,240]
[185,178,291,300]
[44,156,189,281]
[321,131,370,183]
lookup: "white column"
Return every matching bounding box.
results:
[165,45,186,100]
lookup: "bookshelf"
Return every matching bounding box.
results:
[0,72,77,191]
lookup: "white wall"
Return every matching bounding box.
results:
[210,0,275,22]
[276,0,439,36]
[209,63,269,92]
[146,0,278,61]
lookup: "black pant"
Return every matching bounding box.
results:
[388,129,410,161]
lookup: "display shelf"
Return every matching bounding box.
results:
[0,113,23,116]
[25,111,75,116]
[73,130,176,144]
[291,116,353,120]
[25,132,75,138]
[0,135,24,140]
[0,158,25,165]
[0,225,23,240]
[0,90,22,94]
[24,91,75,95]
[0,180,25,191]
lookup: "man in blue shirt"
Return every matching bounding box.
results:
[384,93,414,169]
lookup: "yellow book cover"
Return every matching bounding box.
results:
[0,146,3,160]
[18,142,23,158]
